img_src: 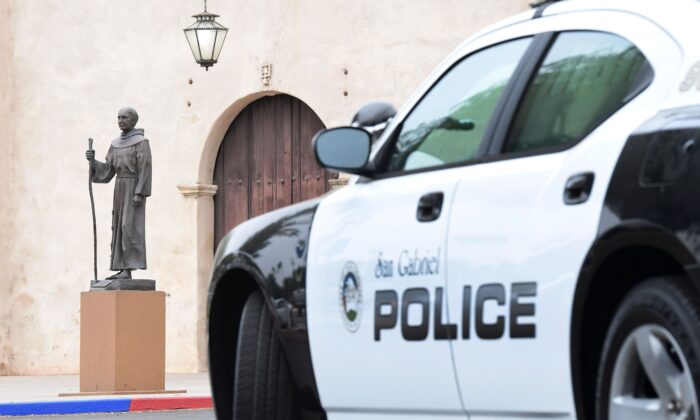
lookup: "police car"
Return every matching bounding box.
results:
[208,0,700,419]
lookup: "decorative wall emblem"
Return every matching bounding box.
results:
[339,261,362,332]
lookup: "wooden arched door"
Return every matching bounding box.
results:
[213,94,333,248]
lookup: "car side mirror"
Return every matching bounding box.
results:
[313,127,372,176]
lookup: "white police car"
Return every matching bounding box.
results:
[208,1,700,419]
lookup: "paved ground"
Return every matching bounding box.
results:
[0,373,211,404]
[5,409,215,419]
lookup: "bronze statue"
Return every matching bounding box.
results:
[85,107,152,280]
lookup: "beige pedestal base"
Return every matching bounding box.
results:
[80,291,166,393]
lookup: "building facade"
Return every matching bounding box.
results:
[0,0,530,375]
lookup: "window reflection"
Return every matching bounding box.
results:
[387,37,533,172]
[505,31,651,153]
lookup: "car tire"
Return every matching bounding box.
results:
[596,276,700,420]
[233,291,298,420]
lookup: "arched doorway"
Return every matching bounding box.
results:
[213,94,333,247]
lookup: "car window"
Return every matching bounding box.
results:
[503,31,652,154]
[384,37,533,173]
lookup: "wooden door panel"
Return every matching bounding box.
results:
[214,105,250,243]
[248,98,264,219]
[214,94,327,249]
[274,95,293,210]
[223,108,249,233]
[213,142,225,248]
[250,98,277,218]
[291,98,302,204]
[299,104,327,201]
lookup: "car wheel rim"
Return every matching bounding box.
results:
[609,324,698,420]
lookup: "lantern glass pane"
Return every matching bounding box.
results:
[197,29,216,61]
[213,29,228,61]
[184,30,202,61]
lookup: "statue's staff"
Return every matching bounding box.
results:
[88,138,97,280]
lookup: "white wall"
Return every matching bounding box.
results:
[0,0,15,376]
[1,0,531,375]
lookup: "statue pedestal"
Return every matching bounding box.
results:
[80,290,165,393]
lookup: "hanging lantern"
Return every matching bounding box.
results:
[183,0,228,70]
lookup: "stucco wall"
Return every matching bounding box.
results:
[0,0,15,376]
[2,0,530,375]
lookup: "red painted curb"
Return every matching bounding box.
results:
[129,396,212,412]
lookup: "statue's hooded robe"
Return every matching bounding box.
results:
[91,128,152,271]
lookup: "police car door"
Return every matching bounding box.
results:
[307,37,535,419]
[444,11,680,419]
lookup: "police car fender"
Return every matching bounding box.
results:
[208,198,325,418]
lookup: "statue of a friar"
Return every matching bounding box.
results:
[85,107,152,280]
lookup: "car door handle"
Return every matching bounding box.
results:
[564,172,594,205]
[417,192,444,222]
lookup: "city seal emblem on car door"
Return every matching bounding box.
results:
[339,261,363,332]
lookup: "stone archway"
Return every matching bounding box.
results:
[212,94,332,248]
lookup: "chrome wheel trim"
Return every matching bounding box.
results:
[609,324,697,420]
